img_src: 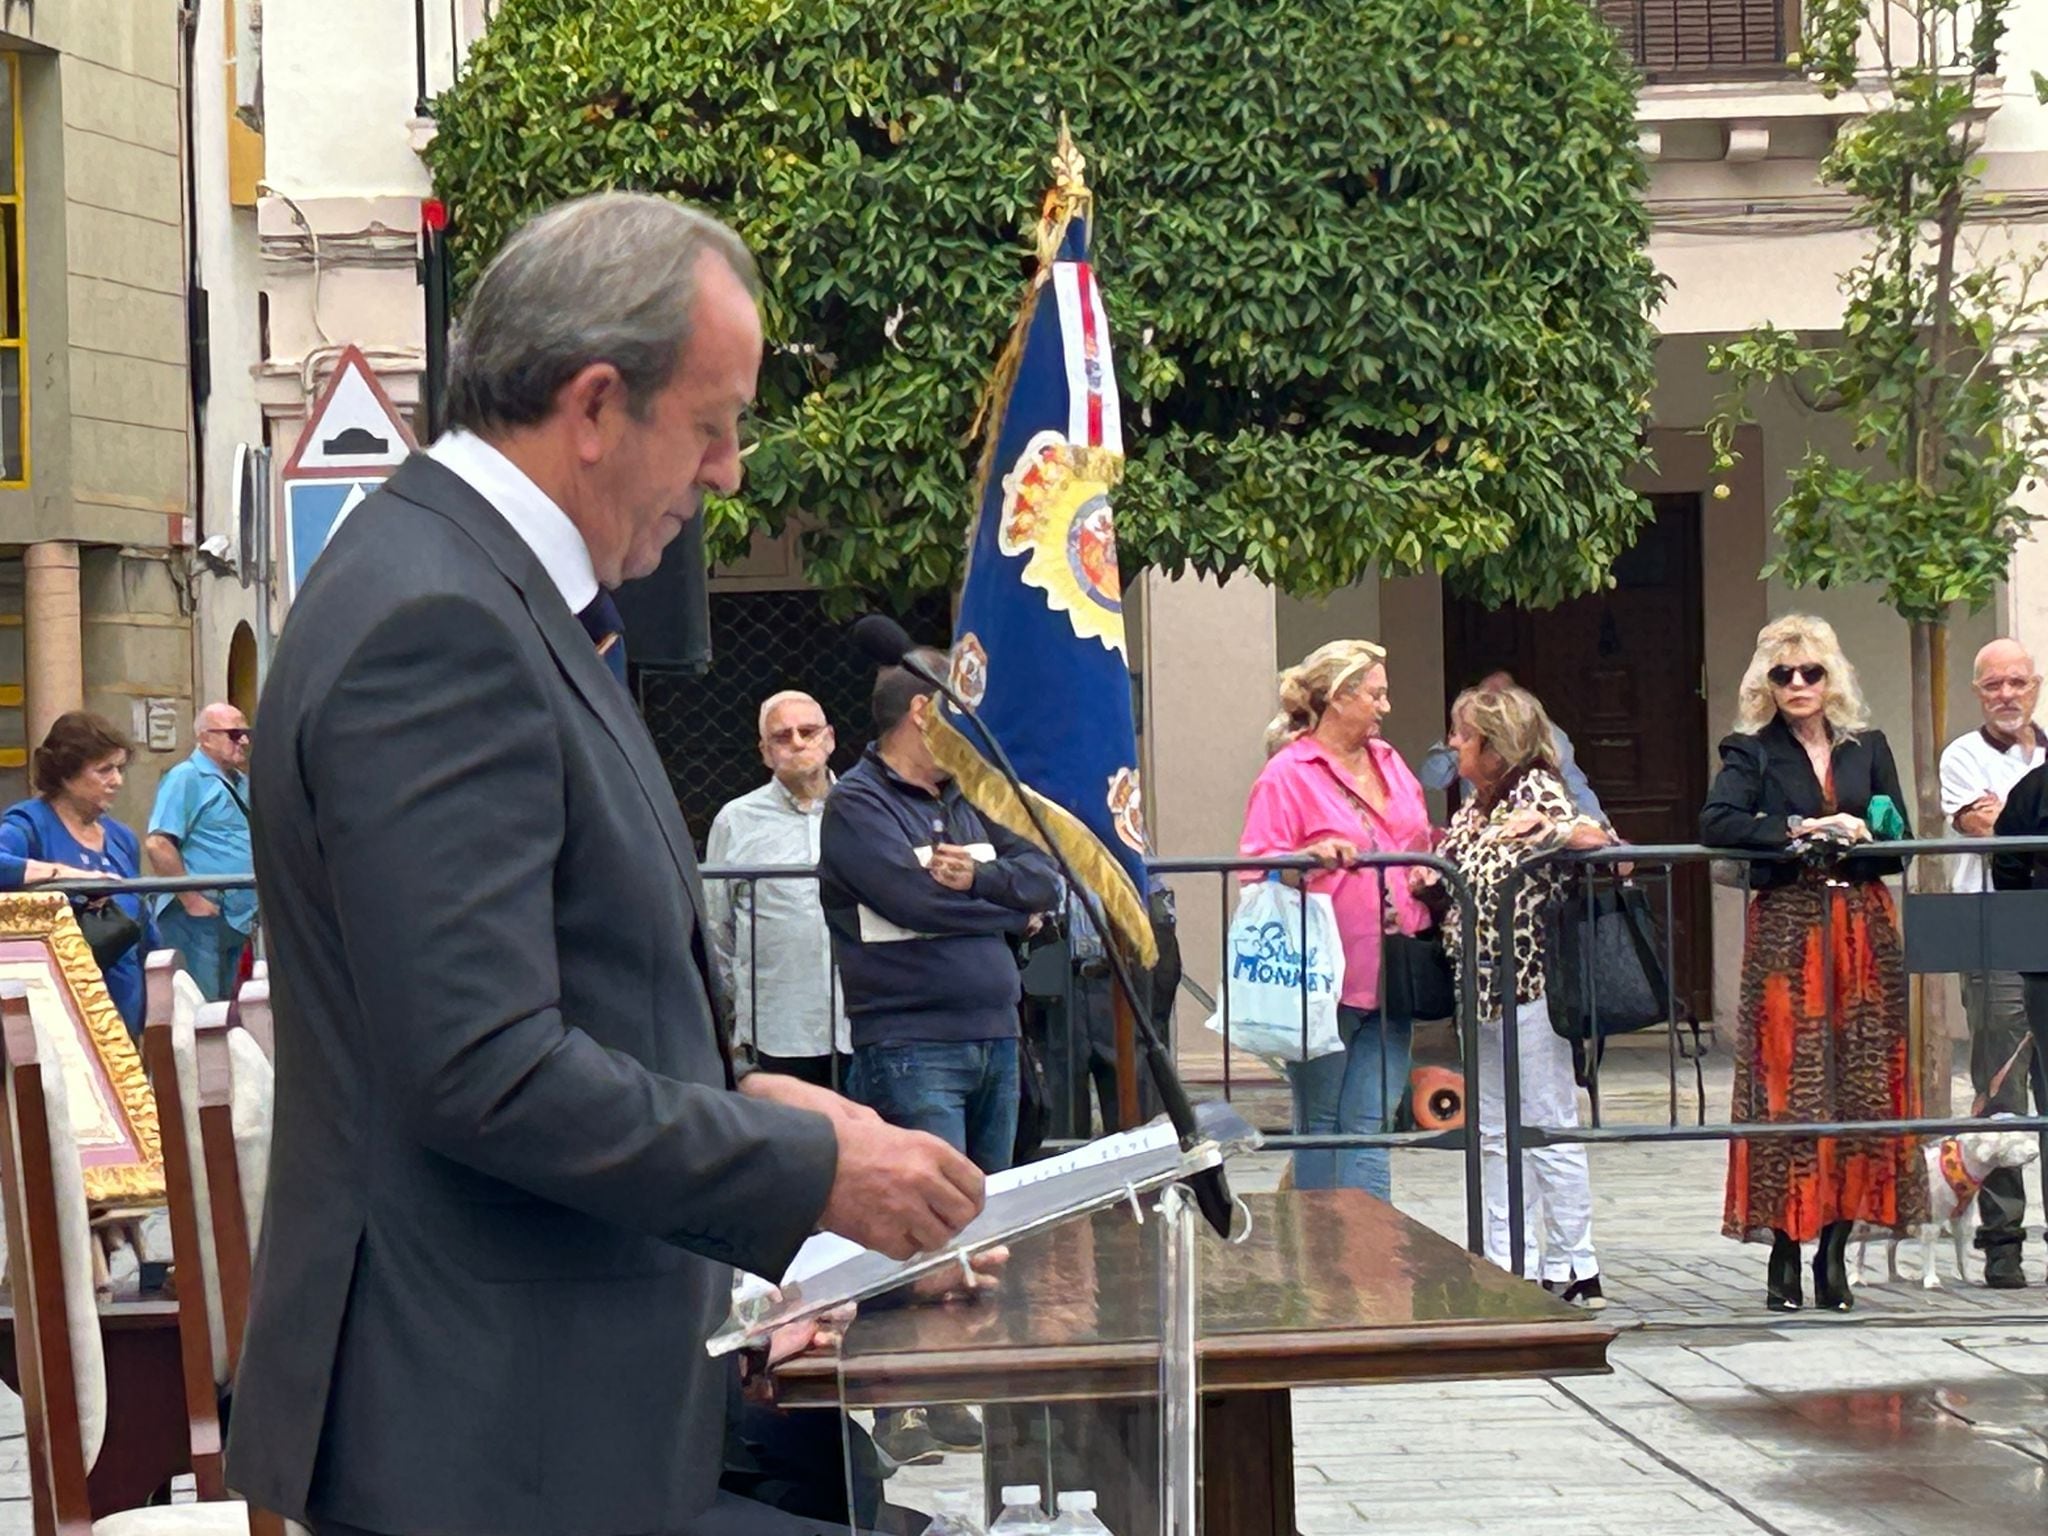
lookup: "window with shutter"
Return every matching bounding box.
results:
[1599,0,1799,80]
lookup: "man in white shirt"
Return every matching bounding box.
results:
[1939,636,2045,1288]
[704,690,852,1086]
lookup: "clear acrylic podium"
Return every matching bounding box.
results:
[714,1102,1261,1536]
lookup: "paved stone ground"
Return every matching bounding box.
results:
[1223,1044,2048,1533]
[0,1047,2041,1533]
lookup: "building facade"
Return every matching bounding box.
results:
[197,1,2048,1030]
[0,0,198,822]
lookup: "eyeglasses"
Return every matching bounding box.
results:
[1767,664,1826,688]
[1975,675,2038,697]
[204,727,252,744]
[765,723,829,748]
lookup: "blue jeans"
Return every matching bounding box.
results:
[1283,1008,1412,1199]
[849,1038,1020,1175]
[158,907,249,1003]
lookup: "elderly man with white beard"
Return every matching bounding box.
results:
[1940,636,2046,1288]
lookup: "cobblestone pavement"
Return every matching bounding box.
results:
[0,1049,2040,1534]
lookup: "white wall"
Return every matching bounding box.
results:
[1141,569,1279,1046]
[263,0,429,199]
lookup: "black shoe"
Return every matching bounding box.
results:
[1767,1230,1803,1313]
[1540,1273,1608,1310]
[1812,1222,1853,1312]
[1561,1273,1607,1311]
[1983,1246,2028,1290]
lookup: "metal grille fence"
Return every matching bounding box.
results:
[634,589,953,846]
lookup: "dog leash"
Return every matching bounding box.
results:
[1972,1032,2036,1117]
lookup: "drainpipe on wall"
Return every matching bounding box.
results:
[180,0,208,539]
[413,0,431,118]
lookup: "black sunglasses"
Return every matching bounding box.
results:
[1767,664,1827,688]
[205,727,252,744]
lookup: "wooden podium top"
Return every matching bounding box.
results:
[773,1189,1613,1407]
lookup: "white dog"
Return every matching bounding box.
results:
[1850,1127,2041,1289]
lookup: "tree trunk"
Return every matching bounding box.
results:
[1908,616,1952,1118]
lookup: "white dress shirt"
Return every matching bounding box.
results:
[702,776,851,1059]
[428,429,598,614]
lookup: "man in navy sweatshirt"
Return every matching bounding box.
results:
[819,649,1061,1177]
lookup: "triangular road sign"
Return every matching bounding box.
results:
[281,344,419,479]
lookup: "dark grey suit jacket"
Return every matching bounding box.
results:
[224,455,840,1535]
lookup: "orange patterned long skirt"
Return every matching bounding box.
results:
[1723,873,1928,1243]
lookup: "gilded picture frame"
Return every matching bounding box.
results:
[0,893,165,1204]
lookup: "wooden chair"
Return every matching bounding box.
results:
[140,955,226,1501]
[0,983,250,1536]
[193,1003,284,1536]
[191,1009,253,1385]
[228,977,271,1064]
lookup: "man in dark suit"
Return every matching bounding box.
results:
[227,193,985,1536]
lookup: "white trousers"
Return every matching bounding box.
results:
[1475,995,1598,1282]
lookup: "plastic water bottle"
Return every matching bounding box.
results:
[989,1486,1049,1536]
[927,1490,986,1536]
[1049,1491,1111,1536]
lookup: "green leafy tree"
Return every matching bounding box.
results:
[1706,0,2048,883]
[426,0,1659,611]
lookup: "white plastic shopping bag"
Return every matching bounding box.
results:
[1202,875,1345,1062]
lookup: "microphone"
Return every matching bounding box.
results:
[851,614,1238,1239]
[850,613,918,670]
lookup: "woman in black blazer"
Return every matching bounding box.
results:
[1700,616,1925,1314]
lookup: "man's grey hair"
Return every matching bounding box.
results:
[444,192,762,434]
[758,690,825,738]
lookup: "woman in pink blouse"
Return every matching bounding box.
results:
[1240,639,1434,1197]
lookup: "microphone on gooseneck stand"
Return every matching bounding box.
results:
[850,613,1238,1240]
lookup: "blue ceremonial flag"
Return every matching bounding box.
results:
[926,125,1156,966]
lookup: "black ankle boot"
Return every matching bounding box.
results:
[1812,1222,1853,1312]
[1767,1230,1803,1312]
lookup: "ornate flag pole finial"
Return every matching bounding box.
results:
[1037,114,1092,266]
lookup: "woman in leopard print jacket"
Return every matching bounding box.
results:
[1421,685,1611,1306]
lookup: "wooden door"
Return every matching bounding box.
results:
[1443,494,1712,1016]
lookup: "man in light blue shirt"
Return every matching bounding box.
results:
[146,701,256,999]
[1420,671,1609,823]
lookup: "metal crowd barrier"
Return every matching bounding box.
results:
[698,855,1492,1257]
[61,837,2048,1284]
[1490,836,2048,1278]
[1146,853,1486,1254]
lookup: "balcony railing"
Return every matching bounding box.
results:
[1601,0,1799,82]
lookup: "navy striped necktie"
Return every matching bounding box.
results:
[576,590,628,686]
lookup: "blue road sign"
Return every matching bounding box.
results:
[284,477,382,598]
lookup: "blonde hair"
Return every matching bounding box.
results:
[1450,685,1561,786]
[1733,615,1869,736]
[1265,639,1387,755]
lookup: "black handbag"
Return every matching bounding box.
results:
[75,898,142,970]
[13,812,142,969]
[1380,929,1456,1022]
[1543,883,1672,1041]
